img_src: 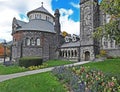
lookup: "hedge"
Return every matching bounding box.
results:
[19,57,43,68]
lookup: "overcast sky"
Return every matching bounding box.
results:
[0,0,102,42]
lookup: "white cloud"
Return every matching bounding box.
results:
[60,8,80,35]
[70,2,79,9]
[0,0,80,42]
[0,0,52,42]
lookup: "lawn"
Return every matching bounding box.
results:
[0,60,73,75]
[82,59,120,74]
[45,60,73,67]
[0,64,27,75]
[0,72,67,92]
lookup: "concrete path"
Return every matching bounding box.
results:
[0,61,90,82]
[0,57,9,63]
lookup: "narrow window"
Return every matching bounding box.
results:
[36,38,40,46]
[31,38,35,46]
[46,16,48,21]
[26,38,30,46]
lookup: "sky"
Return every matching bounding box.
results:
[0,0,102,42]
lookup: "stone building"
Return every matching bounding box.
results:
[60,34,80,61]
[59,0,120,61]
[12,4,62,61]
[11,1,120,62]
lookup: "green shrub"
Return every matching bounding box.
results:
[19,57,43,68]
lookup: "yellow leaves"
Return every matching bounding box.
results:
[28,63,48,70]
[61,31,68,37]
[100,50,107,57]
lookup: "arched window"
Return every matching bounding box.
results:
[26,38,30,46]
[46,16,48,21]
[75,50,77,57]
[36,38,40,46]
[71,50,73,57]
[31,38,35,46]
[65,50,67,57]
[68,50,70,57]
[39,14,41,19]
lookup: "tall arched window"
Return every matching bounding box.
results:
[26,38,30,46]
[36,38,40,46]
[71,50,73,57]
[31,38,35,46]
[75,50,77,57]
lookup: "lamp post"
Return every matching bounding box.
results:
[20,40,23,58]
[3,40,7,65]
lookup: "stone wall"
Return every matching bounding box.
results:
[80,46,95,61]
[105,49,120,57]
[12,31,57,61]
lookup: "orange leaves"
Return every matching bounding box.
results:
[0,44,10,57]
[0,44,4,56]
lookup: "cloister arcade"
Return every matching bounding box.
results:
[59,48,79,61]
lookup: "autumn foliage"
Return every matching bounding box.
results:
[0,44,10,57]
[0,44,4,56]
[61,31,68,37]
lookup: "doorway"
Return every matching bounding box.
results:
[85,51,90,61]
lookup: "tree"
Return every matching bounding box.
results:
[61,31,68,37]
[0,44,10,57]
[94,0,120,44]
[0,44,4,57]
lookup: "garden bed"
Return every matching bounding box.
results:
[52,59,120,92]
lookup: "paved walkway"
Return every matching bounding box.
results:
[0,61,90,82]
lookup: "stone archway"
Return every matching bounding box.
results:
[85,51,90,61]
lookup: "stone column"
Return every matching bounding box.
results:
[63,50,65,57]
[67,50,68,58]
[73,49,75,57]
[76,49,78,57]
[69,50,72,58]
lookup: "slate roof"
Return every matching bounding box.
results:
[61,41,80,48]
[16,20,27,27]
[17,19,55,33]
[27,6,53,17]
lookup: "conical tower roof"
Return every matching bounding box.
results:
[27,4,53,17]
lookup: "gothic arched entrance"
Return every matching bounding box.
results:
[85,51,90,61]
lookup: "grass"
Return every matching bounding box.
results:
[82,59,120,74]
[45,60,73,67]
[0,72,67,92]
[0,60,73,75]
[0,64,27,75]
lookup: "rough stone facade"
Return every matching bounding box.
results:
[11,5,61,61]
[12,31,57,61]
[80,0,99,61]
